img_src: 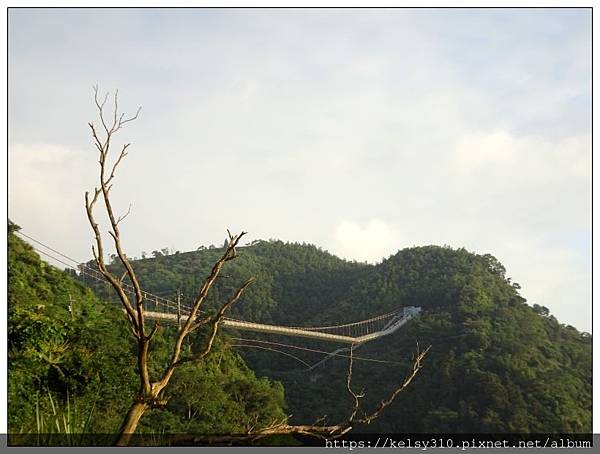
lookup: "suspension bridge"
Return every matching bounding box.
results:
[142,306,421,345]
[15,230,421,353]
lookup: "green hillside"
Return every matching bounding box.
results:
[10,224,591,439]
[7,224,286,443]
[92,239,591,434]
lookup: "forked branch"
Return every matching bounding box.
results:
[248,343,431,440]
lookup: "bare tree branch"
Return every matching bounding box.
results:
[346,345,364,423]
[152,247,253,390]
[116,204,132,226]
[246,343,431,440]
[148,321,161,341]
[356,344,431,425]
[175,277,255,367]
[105,144,130,187]
[112,89,119,131]
[85,187,139,334]
[93,85,110,134]
[118,106,142,128]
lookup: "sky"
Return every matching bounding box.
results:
[7,8,591,331]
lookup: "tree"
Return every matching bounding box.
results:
[8,219,21,234]
[533,304,550,317]
[84,87,429,446]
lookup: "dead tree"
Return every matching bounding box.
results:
[268,345,429,436]
[85,88,429,446]
[177,344,430,445]
[85,87,254,445]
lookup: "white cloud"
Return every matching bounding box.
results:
[454,130,591,180]
[483,235,590,332]
[8,142,123,266]
[454,131,518,171]
[332,219,399,264]
[9,142,91,225]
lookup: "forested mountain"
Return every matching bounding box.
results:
[9,225,591,440]
[8,225,286,442]
[93,238,591,434]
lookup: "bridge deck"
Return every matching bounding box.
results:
[141,310,418,344]
[142,310,359,343]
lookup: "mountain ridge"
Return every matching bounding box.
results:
[89,239,591,433]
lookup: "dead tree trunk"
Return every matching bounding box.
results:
[116,401,149,446]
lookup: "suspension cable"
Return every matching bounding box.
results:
[230,337,403,366]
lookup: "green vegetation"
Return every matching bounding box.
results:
[9,223,591,440]
[8,224,286,443]
[97,239,592,434]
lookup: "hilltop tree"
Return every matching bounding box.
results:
[84,87,429,445]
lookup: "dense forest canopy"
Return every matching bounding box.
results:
[8,222,591,441]
[94,238,592,434]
